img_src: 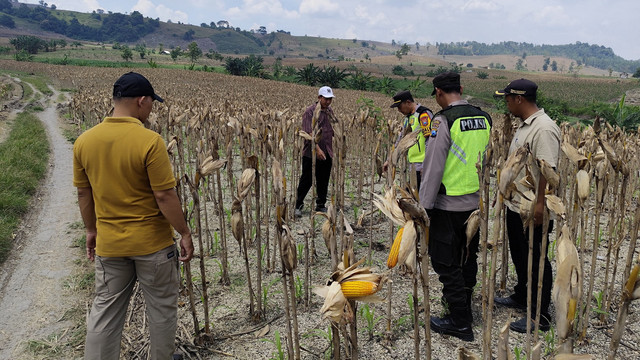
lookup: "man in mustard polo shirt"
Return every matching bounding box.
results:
[73,72,193,359]
[493,78,560,333]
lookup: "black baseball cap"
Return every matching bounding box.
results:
[113,72,164,102]
[390,90,413,108]
[494,78,537,97]
[431,72,460,95]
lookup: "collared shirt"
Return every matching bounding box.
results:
[301,103,334,159]
[73,116,176,257]
[419,100,479,211]
[506,108,561,211]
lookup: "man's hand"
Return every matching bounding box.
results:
[179,233,194,262]
[316,147,326,161]
[86,230,97,261]
[382,160,389,174]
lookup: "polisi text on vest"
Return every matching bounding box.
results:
[459,117,487,132]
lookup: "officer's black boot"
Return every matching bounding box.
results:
[430,307,474,342]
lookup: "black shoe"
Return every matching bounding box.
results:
[509,315,551,333]
[430,316,474,342]
[315,206,327,213]
[494,295,526,311]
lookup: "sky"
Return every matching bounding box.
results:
[25,0,640,60]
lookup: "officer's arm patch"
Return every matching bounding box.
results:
[430,118,441,137]
[419,113,431,137]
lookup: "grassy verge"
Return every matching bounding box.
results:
[0,111,50,264]
[27,225,92,359]
[22,74,53,96]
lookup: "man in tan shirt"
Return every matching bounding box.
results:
[493,79,560,333]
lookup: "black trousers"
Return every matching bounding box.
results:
[428,208,479,325]
[295,156,332,209]
[506,208,553,316]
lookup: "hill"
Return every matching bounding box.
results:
[0,1,638,75]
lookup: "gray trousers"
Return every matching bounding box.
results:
[85,245,179,360]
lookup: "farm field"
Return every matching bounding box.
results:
[0,60,639,360]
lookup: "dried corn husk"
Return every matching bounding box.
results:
[166,136,178,155]
[457,346,481,360]
[237,168,256,200]
[315,259,387,323]
[537,158,559,190]
[499,144,530,199]
[372,187,406,226]
[398,188,429,226]
[561,142,588,169]
[199,156,227,177]
[465,209,480,246]
[315,282,349,324]
[391,129,420,166]
[576,169,590,203]
[545,194,566,219]
[594,157,609,204]
[553,225,582,353]
[398,220,417,270]
[280,224,297,271]
[271,160,284,202]
[231,211,243,243]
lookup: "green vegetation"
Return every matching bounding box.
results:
[22,74,52,96]
[210,29,264,53]
[0,111,50,263]
[1,2,159,43]
[438,40,640,72]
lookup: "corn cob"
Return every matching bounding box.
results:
[340,280,378,299]
[387,227,404,268]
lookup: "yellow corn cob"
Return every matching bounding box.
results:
[340,280,378,299]
[387,227,404,268]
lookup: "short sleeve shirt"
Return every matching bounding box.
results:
[73,117,176,257]
[506,109,561,211]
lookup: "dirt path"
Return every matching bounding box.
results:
[0,86,81,357]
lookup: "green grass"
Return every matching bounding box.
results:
[0,111,50,264]
[22,74,52,96]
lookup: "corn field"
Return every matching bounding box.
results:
[8,61,640,359]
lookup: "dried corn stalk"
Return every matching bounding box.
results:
[553,225,582,354]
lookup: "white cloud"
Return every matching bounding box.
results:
[227,0,298,20]
[30,0,102,12]
[352,5,387,27]
[534,5,575,27]
[462,0,500,12]
[131,0,188,23]
[299,0,339,15]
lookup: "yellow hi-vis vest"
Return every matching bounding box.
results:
[438,104,492,196]
[406,105,433,164]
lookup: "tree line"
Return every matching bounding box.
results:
[437,41,640,73]
[0,1,159,43]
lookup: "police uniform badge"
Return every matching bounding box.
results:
[419,112,431,137]
[430,118,441,137]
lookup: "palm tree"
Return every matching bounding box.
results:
[317,66,348,88]
[295,63,319,86]
[375,76,396,96]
